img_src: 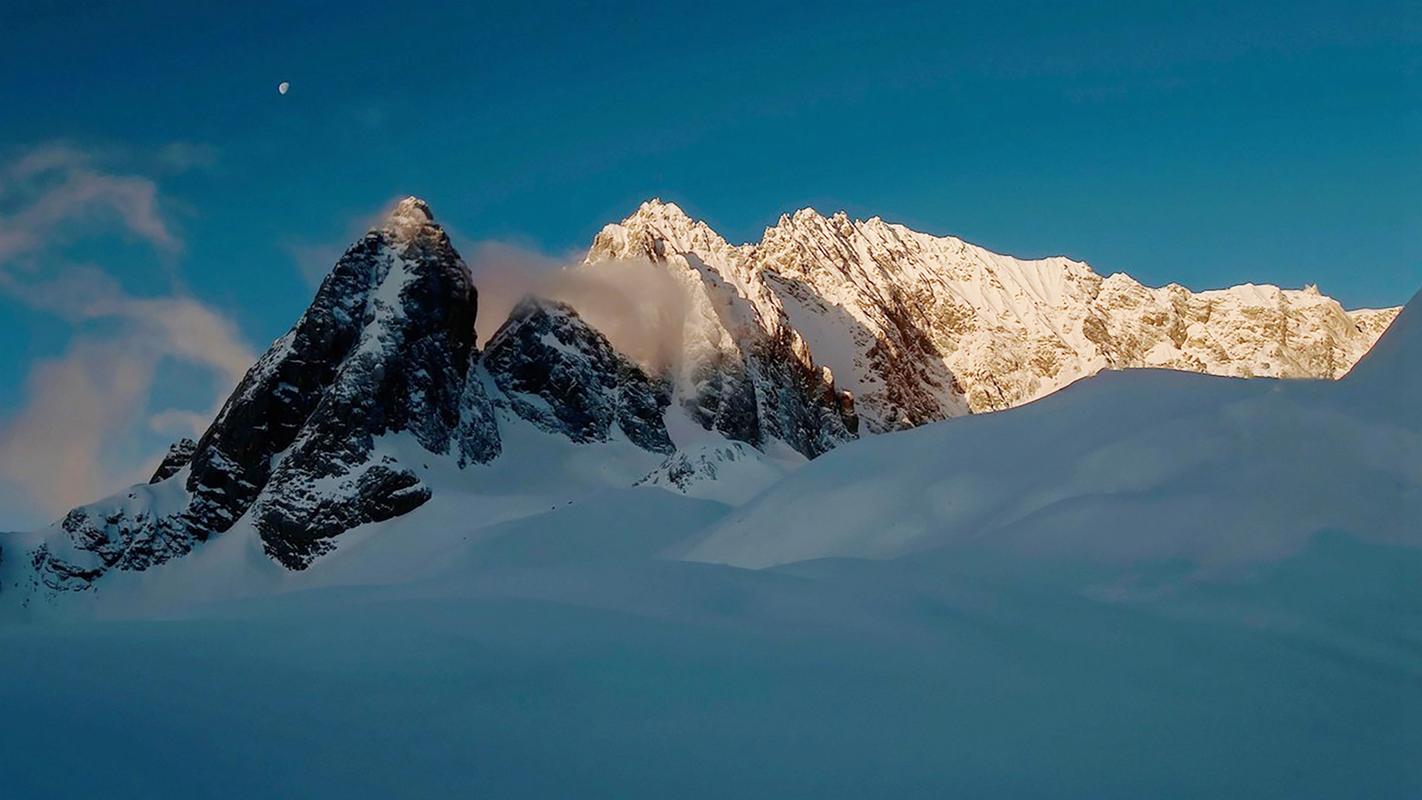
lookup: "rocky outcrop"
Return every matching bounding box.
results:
[483,297,675,454]
[634,441,790,505]
[636,441,759,493]
[148,438,196,483]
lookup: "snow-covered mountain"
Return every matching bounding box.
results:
[590,200,1399,431]
[585,204,858,456]
[0,197,1404,600]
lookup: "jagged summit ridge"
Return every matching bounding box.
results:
[588,199,860,457]
[590,200,1401,430]
[243,196,487,568]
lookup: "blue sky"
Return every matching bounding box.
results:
[0,0,1418,526]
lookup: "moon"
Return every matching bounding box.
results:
[278,81,290,95]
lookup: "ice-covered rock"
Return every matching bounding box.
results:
[247,197,491,568]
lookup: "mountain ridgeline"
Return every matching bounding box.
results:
[4,198,1401,592]
[590,200,1400,431]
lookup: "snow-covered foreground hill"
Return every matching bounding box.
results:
[1,279,1416,797]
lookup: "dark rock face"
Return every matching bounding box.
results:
[149,438,197,483]
[484,297,675,455]
[55,503,190,574]
[255,462,431,569]
[452,360,501,467]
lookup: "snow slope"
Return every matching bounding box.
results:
[2,530,1416,799]
[687,290,1422,570]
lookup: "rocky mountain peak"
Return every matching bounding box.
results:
[20,197,503,584]
[632,197,691,222]
[589,198,740,267]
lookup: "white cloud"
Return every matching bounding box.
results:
[0,285,255,527]
[0,145,179,262]
[0,340,158,522]
[0,143,254,529]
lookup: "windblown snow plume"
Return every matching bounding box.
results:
[466,241,692,372]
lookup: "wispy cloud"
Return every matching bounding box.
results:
[0,144,180,262]
[0,291,253,520]
[0,143,254,529]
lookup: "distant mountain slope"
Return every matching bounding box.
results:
[590,200,1399,431]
